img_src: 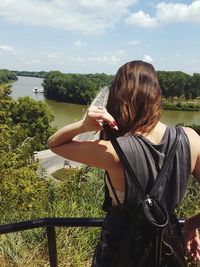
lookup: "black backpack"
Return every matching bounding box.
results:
[92,124,186,267]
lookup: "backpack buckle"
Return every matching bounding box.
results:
[146,196,153,206]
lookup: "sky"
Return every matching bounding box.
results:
[0,0,200,75]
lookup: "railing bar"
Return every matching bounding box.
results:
[0,218,185,235]
[0,218,103,234]
[47,226,57,267]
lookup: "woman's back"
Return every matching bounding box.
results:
[105,124,191,214]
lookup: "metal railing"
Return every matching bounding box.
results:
[0,217,103,267]
[0,217,185,267]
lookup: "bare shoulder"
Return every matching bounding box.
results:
[50,138,120,171]
[182,126,200,181]
[182,126,199,136]
[182,126,200,147]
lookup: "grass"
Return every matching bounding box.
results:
[0,166,105,266]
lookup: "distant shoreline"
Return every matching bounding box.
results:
[162,99,200,111]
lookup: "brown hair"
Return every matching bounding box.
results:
[106,60,161,137]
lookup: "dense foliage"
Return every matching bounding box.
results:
[0,84,55,221]
[157,71,200,99]
[1,139,104,265]
[42,71,114,104]
[11,96,55,151]
[41,69,200,106]
[0,69,18,83]
[13,70,48,78]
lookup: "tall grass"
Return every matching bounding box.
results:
[1,166,105,266]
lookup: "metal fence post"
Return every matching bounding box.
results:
[47,226,57,267]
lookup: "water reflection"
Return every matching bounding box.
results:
[44,99,86,128]
[161,110,200,126]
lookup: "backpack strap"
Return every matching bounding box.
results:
[150,127,181,199]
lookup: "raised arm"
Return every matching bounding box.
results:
[47,106,118,148]
[47,106,119,170]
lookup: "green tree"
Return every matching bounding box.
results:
[188,73,200,99]
[11,96,55,151]
[157,71,189,98]
[42,71,110,104]
[0,69,17,83]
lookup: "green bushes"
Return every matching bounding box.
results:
[0,166,105,266]
[0,69,17,84]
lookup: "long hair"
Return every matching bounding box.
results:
[106,60,161,137]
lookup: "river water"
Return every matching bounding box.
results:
[12,76,86,128]
[11,76,199,129]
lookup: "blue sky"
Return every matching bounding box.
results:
[0,0,200,74]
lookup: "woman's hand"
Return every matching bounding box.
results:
[183,219,200,262]
[47,106,118,149]
[82,106,118,132]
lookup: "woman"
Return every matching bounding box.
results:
[48,60,200,265]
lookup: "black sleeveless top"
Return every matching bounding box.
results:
[103,126,191,214]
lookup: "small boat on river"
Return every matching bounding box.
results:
[33,87,44,93]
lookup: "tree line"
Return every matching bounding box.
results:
[157,71,200,99]
[0,69,18,83]
[13,70,48,78]
[42,71,114,104]
[1,68,200,105]
[42,70,200,105]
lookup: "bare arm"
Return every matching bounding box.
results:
[182,127,200,261]
[183,214,200,262]
[47,106,118,148]
[183,127,200,182]
[47,106,119,170]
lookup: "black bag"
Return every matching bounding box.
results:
[92,124,186,267]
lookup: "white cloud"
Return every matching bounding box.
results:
[70,56,85,63]
[25,59,42,65]
[74,40,87,47]
[47,53,59,59]
[126,39,141,45]
[0,44,15,54]
[126,0,200,28]
[0,0,137,35]
[143,54,154,63]
[89,56,109,63]
[88,49,127,65]
[126,10,158,28]
[156,1,200,24]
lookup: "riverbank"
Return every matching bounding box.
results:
[162,98,200,111]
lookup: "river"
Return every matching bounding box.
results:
[11,76,200,128]
[12,76,86,128]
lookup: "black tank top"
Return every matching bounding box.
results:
[103,126,191,214]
